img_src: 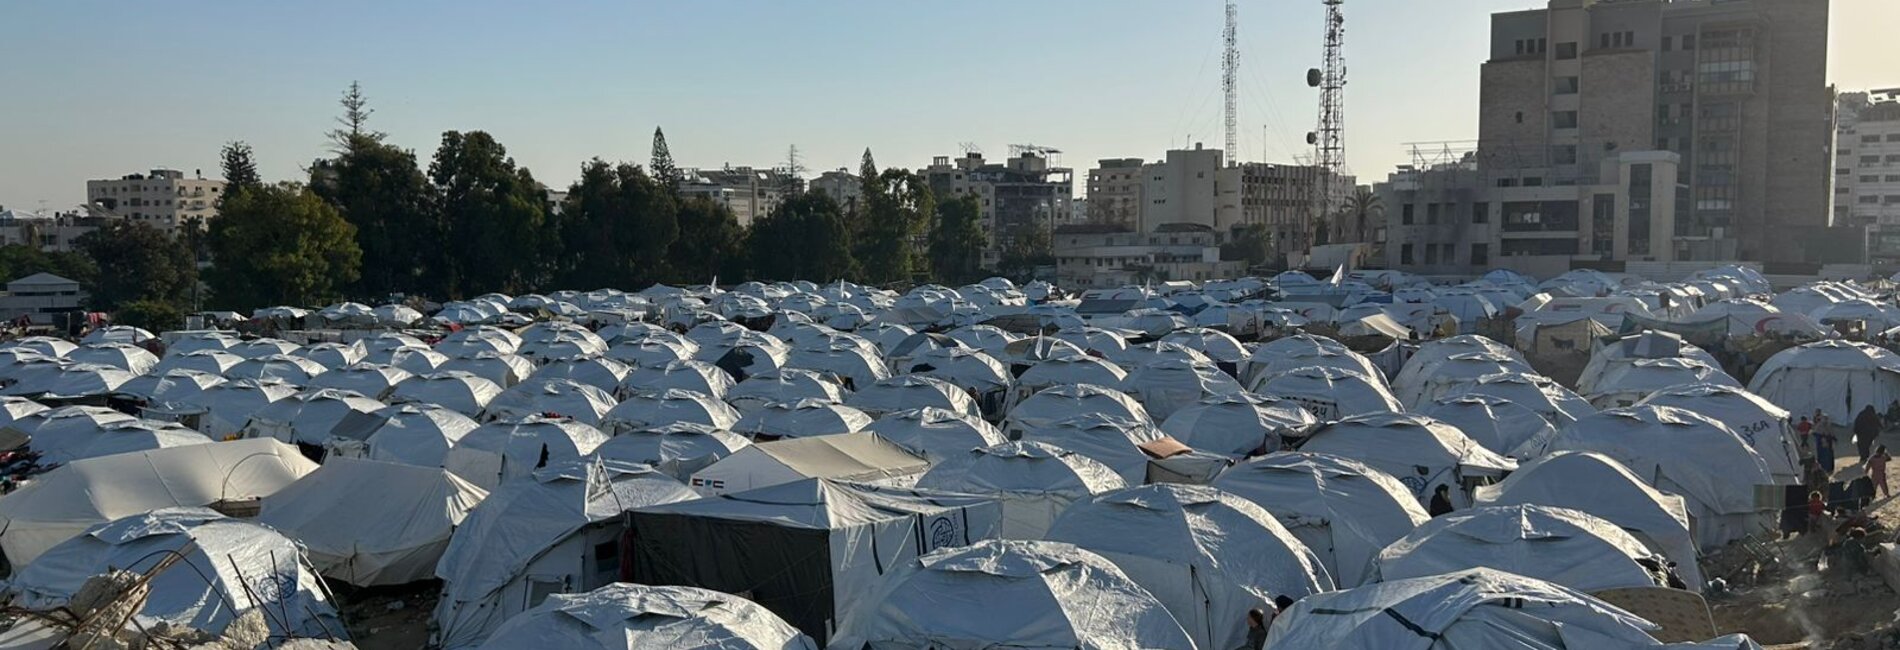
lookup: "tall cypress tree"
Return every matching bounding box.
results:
[219,141,260,196]
[650,127,682,194]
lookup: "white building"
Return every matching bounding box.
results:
[807,169,864,210]
[0,273,87,325]
[85,169,224,231]
[1053,223,1247,289]
[0,208,122,252]
[1087,147,1351,266]
[1837,90,1900,263]
[680,166,798,228]
[924,151,1073,269]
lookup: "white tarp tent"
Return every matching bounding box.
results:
[259,457,489,586]
[472,583,817,650]
[433,460,698,649]
[1548,406,1775,550]
[1265,568,1670,649]
[1003,383,1152,438]
[1370,504,1670,593]
[1159,393,1317,457]
[603,388,739,433]
[1211,452,1430,587]
[1252,366,1402,420]
[830,539,1194,650]
[1120,358,1247,421]
[590,422,751,481]
[1046,484,1332,650]
[1298,412,1517,509]
[861,407,1006,463]
[915,441,1125,539]
[1439,372,1597,427]
[0,438,317,567]
[1016,413,1167,484]
[1474,451,1703,590]
[845,375,982,419]
[442,416,609,491]
[688,431,929,495]
[1747,340,1900,424]
[1639,383,1803,486]
[1422,394,1560,459]
[4,507,344,640]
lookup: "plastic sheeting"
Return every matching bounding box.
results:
[1371,504,1669,593]
[1639,383,1803,486]
[1548,406,1775,550]
[1160,393,1318,457]
[916,441,1124,540]
[1298,413,1516,509]
[473,583,817,650]
[1212,452,1430,587]
[1266,568,1664,649]
[1474,451,1703,590]
[259,457,488,586]
[1748,340,1900,424]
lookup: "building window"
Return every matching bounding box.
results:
[1426,203,1440,224]
[1424,245,1438,265]
[1864,175,1882,183]
[1839,168,1853,176]
[1863,156,1882,165]
[1887,134,1900,142]
[1401,203,1415,225]
[1592,194,1616,256]
[1556,42,1577,60]
[1629,164,1653,255]
[1401,244,1414,265]
[1861,196,1882,204]
[1552,111,1579,129]
[1515,111,1524,124]
[1555,76,1579,95]
[1600,33,1610,49]
[1682,34,1696,50]
[1887,175,1900,182]
[1554,145,1578,165]
[1864,135,1883,144]
[1473,202,1489,224]
[1470,243,1489,266]
[1662,36,1674,51]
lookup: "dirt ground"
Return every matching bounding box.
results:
[334,581,436,650]
[1704,441,1900,650]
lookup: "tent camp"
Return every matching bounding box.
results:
[241,387,386,452]
[338,403,480,467]
[1298,412,1516,509]
[1015,412,1168,484]
[1583,358,1739,409]
[1639,383,1804,486]
[590,422,751,480]
[1747,340,1900,423]
[914,441,1124,539]
[472,583,817,650]
[730,399,873,441]
[308,362,413,400]
[1389,335,1524,402]
[433,460,699,649]
[629,478,1003,645]
[828,539,1193,650]
[844,374,983,419]
[1119,357,1246,421]
[1394,352,1534,408]
[602,388,740,433]
[1211,452,1430,587]
[1548,406,1775,550]
[1474,451,1703,590]
[0,438,317,567]
[1421,394,1560,459]
[259,457,489,586]
[1370,504,1671,593]
[1159,392,1317,457]
[726,368,849,413]
[860,407,1006,463]
[1002,383,1152,439]
[1439,371,1597,427]
[1045,484,1332,650]
[442,416,610,490]
[1265,568,1673,649]
[482,378,618,426]
[391,371,504,418]
[1251,366,1402,420]
[687,431,929,495]
[4,508,344,641]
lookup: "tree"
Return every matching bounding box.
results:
[668,196,745,284]
[327,81,384,154]
[311,138,439,300]
[428,131,554,296]
[205,183,362,310]
[220,141,260,194]
[996,224,1053,280]
[114,299,184,332]
[748,192,856,282]
[929,195,987,284]
[73,221,198,312]
[855,168,934,284]
[1339,185,1383,243]
[1221,223,1274,268]
[0,246,96,288]
[555,159,677,289]
[650,127,682,194]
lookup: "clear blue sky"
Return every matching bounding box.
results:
[1,0,1893,211]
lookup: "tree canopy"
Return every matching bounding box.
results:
[748,192,856,282]
[428,130,553,296]
[205,183,362,310]
[554,159,677,289]
[73,221,198,312]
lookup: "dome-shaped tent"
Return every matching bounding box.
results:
[1421,394,1560,459]
[474,583,816,650]
[1160,392,1317,457]
[1211,452,1428,587]
[1548,405,1775,550]
[1370,504,1671,593]
[1473,450,1703,590]
[1639,383,1802,486]
[1298,413,1516,510]
[915,441,1124,539]
[862,407,1006,463]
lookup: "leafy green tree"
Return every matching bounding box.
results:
[1221,223,1273,267]
[327,81,383,154]
[114,299,184,332]
[855,168,935,284]
[0,246,96,288]
[220,141,260,194]
[928,195,986,284]
[748,192,856,282]
[73,221,197,312]
[205,183,362,310]
[668,196,746,284]
[555,159,677,289]
[650,127,682,194]
[428,131,554,296]
[996,224,1053,280]
[311,139,439,300]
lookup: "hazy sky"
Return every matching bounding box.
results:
[2,0,1894,211]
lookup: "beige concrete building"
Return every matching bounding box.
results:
[923,152,1073,269]
[680,166,797,227]
[85,168,224,231]
[806,169,864,210]
[1053,223,1247,289]
[1380,150,1682,278]
[1087,147,1351,266]
[1085,158,1145,229]
[1839,91,1900,263]
[1480,0,1831,263]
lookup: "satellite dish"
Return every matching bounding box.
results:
[1307,68,1322,87]
[1306,132,1319,145]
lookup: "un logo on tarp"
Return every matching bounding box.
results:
[928,516,959,550]
[1399,475,1428,495]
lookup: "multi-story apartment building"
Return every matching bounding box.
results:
[680,166,799,227]
[1481,0,1831,263]
[1836,91,1900,263]
[0,208,124,252]
[85,168,224,231]
[923,152,1073,269]
[806,169,865,210]
[1086,146,1351,266]
[1380,149,1683,278]
[1085,158,1145,229]
[1053,223,1247,289]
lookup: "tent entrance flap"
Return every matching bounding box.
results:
[629,512,836,643]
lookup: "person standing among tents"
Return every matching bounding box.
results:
[1245,608,1270,650]
[1428,484,1456,517]
[1796,416,1814,455]
[1887,400,1900,430]
[1871,445,1892,499]
[1854,405,1883,462]
[1815,423,1839,475]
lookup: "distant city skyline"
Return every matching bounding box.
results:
[1,0,1893,211]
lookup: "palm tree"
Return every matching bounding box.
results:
[1343,186,1382,243]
